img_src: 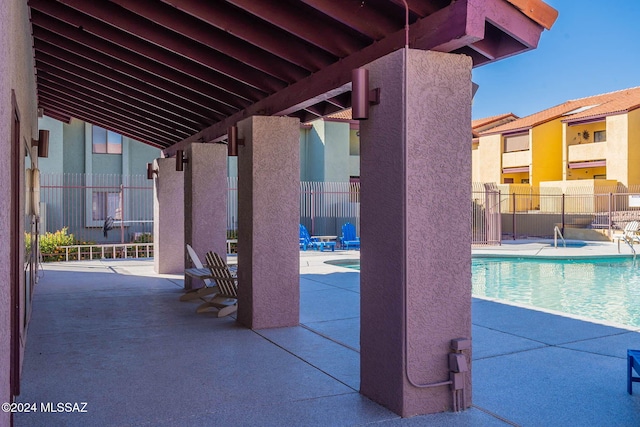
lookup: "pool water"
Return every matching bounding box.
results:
[473,257,640,328]
[327,257,640,328]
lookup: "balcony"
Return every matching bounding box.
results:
[568,141,607,162]
[502,150,531,168]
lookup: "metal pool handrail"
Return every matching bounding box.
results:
[554,226,566,248]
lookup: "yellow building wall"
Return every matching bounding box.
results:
[605,114,629,186]
[565,121,606,146]
[477,133,503,183]
[531,119,563,186]
[471,142,480,182]
[502,171,529,184]
[627,109,640,186]
[567,166,606,181]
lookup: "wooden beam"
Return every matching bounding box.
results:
[31,23,251,110]
[110,0,310,82]
[37,0,287,93]
[35,51,222,125]
[505,0,558,30]
[164,0,471,154]
[29,5,267,102]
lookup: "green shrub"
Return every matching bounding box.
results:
[40,227,75,261]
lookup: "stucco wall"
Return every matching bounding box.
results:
[37,116,65,174]
[349,127,360,177]
[306,121,326,181]
[0,0,11,417]
[126,139,161,176]
[62,118,86,173]
[477,133,503,183]
[605,114,629,186]
[1,0,38,419]
[531,119,563,185]
[323,120,350,181]
[627,109,640,187]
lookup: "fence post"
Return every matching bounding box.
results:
[608,192,613,237]
[498,190,502,245]
[120,184,125,244]
[310,189,315,235]
[561,193,565,235]
[512,192,516,240]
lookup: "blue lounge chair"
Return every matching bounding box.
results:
[299,224,335,251]
[628,349,640,394]
[299,224,319,251]
[340,222,360,250]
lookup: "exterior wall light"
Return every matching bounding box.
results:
[32,129,49,158]
[351,68,380,120]
[176,149,188,171]
[227,125,244,157]
[146,162,158,180]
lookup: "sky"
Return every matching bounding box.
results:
[471,0,640,120]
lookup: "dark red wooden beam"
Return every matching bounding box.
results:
[31,0,286,93]
[31,24,250,112]
[161,0,337,71]
[34,38,234,119]
[38,89,188,145]
[300,0,403,40]
[29,6,267,102]
[110,0,310,82]
[35,49,223,126]
[166,0,548,155]
[38,95,174,149]
[226,0,368,56]
[36,66,204,135]
[37,75,195,139]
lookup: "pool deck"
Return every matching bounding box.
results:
[15,241,640,426]
[474,238,638,259]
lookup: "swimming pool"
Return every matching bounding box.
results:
[473,257,640,328]
[326,257,640,328]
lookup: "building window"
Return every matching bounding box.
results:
[594,130,606,142]
[503,178,514,184]
[92,125,122,154]
[92,192,121,221]
[521,179,530,184]
[503,133,529,152]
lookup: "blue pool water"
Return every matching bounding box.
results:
[326,257,640,328]
[473,257,640,328]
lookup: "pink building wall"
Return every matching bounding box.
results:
[360,49,472,416]
[1,0,39,422]
[153,158,184,274]
[184,143,228,288]
[236,116,300,329]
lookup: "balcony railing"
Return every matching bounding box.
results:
[568,141,607,162]
[502,150,531,168]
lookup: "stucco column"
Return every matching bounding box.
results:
[359,49,472,417]
[184,143,227,289]
[236,116,300,329]
[153,158,184,274]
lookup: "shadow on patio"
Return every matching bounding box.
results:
[15,256,640,426]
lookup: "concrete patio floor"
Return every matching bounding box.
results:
[15,243,640,426]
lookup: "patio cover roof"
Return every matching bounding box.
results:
[28,0,557,154]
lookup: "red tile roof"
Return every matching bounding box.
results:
[482,86,640,135]
[472,113,518,138]
[325,109,353,121]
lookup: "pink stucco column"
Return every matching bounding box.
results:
[359,49,472,417]
[184,142,227,289]
[153,158,184,274]
[236,116,300,329]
